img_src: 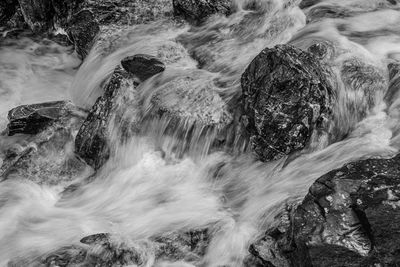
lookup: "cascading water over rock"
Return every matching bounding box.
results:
[1,0,400,266]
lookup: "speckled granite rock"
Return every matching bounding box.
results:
[241,44,334,162]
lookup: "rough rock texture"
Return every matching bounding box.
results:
[0,101,88,185]
[17,0,54,32]
[83,0,173,26]
[121,54,166,81]
[151,73,232,128]
[241,44,334,162]
[173,0,233,23]
[75,66,138,170]
[52,0,84,27]
[385,62,400,106]
[66,10,100,59]
[10,230,210,266]
[7,101,69,136]
[0,0,18,26]
[251,154,400,266]
[340,58,387,119]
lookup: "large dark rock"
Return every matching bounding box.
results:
[0,0,18,26]
[75,66,138,170]
[66,10,100,59]
[241,44,334,162]
[173,0,233,23]
[1,101,88,185]
[121,54,166,81]
[251,154,400,266]
[17,0,54,32]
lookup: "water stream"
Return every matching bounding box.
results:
[0,0,400,266]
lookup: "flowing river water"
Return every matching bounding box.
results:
[0,0,400,266]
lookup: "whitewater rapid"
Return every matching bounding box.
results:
[0,0,400,266]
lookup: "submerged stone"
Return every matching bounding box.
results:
[173,0,233,23]
[66,10,100,59]
[241,44,334,162]
[121,54,166,81]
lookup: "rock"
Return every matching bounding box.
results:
[75,66,139,170]
[1,101,88,185]
[51,0,84,27]
[17,0,54,32]
[173,0,233,24]
[121,54,166,81]
[151,73,232,128]
[0,0,18,26]
[7,101,70,136]
[83,0,173,26]
[252,154,400,266]
[241,44,334,162]
[66,10,100,60]
[385,62,400,106]
[10,230,210,266]
[339,57,387,118]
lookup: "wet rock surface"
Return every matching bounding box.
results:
[121,54,166,81]
[1,101,88,185]
[173,0,233,23]
[10,230,210,266]
[66,10,100,59]
[17,0,54,32]
[75,66,138,170]
[52,0,84,27]
[241,44,334,162]
[0,0,18,26]
[7,101,71,136]
[251,154,400,266]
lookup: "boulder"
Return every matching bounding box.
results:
[75,66,139,170]
[0,0,18,26]
[251,154,400,266]
[173,0,233,23]
[241,44,334,162]
[1,101,88,185]
[17,0,54,32]
[66,10,100,59]
[121,54,166,81]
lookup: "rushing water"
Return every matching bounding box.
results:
[0,0,400,266]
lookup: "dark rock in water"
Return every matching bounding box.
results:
[7,101,69,136]
[17,0,54,32]
[75,66,138,170]
[66,10,100,60]
[252,154,400,266]
[173,0,233,23]
[305,5,355,24]
[51,0,84,27]
[299,0,321,9]
[1,101,88,185]
[0,0,18,26]
[241,44,334,162]
[121,54,166,81]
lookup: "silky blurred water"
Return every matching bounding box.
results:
[0,0,400,266]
